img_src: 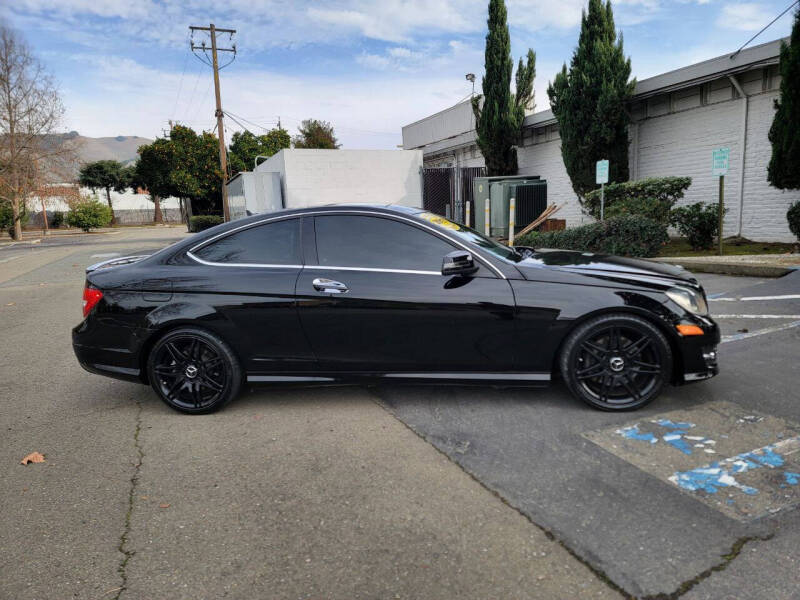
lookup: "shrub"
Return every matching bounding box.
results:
[49,211,65,229]
[788,201,800,242]
[584,176,692,224]
[0,202,30,238]
[669,202,723,250]
[190,215,224,232]
[66,200,113,232]
[517,215,668,258]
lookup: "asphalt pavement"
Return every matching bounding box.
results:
[1,227,799,599]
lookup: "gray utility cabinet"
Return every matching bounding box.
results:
[471,176,547,238]
[226,171,283,220]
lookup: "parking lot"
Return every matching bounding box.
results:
[2,227,799,599]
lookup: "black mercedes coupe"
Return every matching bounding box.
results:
[72,205,719,414]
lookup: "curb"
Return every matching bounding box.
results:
[651,258,797,277]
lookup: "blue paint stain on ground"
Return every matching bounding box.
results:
[616,419,711,455]
[670,443,793,496]
[616,425,658,444]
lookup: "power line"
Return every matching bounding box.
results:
[730,0,798,59]
[170,43,190,124]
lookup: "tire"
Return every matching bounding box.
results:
[146,327,242,414]
[559,313,672,411]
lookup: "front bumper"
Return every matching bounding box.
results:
[674,316,720,384]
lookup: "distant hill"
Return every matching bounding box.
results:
[70,132,152,166]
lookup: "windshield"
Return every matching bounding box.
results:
[416,212,522,262]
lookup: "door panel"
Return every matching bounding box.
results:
[296,269,516,371]
[296,214,517,372]
[178,217,316,373]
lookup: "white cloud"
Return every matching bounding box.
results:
[716,3,773,32]
[59,53,478,149]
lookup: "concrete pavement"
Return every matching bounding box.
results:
[1,228,615,600]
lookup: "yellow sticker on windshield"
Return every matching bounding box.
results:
[418,212,461,231]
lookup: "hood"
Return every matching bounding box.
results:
[515,249,697,286]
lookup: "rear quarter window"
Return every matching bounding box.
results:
[193,218,301,265]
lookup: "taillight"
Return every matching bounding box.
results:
[82,286,103,317]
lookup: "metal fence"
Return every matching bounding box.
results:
[422,166,486,224]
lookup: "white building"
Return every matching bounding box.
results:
[402,38,797,242]
[228,149,424,216]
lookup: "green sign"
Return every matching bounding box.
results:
[596,159,609,185]
[712,147,730,176]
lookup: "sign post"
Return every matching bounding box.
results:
[711,147,730,256]
[465,201,471,228]
[508,197,516,246]
[596,159,609,220]
[484,198,490,236]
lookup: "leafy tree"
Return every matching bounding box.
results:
[78,160,129,223]
[767,8,800,190]
[547,0,635,201]
[0,24,74,240]
[131,140,174,223]
[471,0,536,176]
[292,119,340,149]
[168,124,223,215]
[228,128,290,175]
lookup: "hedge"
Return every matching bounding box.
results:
[584,176,692,224]
[517,215,668,258]
[0,202,30,238]
[66,200,113,232]
[670,202,724,250]
[190,215,224,232]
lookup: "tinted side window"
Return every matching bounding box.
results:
[315,215,454,271]
[194,219,301,265]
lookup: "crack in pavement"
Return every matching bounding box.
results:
[114,400,143,600]
[368,392,777,599]
[641,533,774,600]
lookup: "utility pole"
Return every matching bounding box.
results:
[190,24,236,221]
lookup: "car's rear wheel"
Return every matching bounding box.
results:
[147,327,242,414]
[559,313,672,411]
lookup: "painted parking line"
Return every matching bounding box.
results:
[721,320,800,343]
[714,314,800,319]
[710,294,800,302]
[584,401,800,521]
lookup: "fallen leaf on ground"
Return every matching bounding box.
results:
[20,452,45,465]
[5,302,15,306]
[159,503,170,509]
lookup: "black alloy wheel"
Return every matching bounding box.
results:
[560,313,672,411]
[147,327,242,414]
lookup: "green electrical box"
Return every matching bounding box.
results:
[471,175,543,237]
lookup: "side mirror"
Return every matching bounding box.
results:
[442,250,479,276]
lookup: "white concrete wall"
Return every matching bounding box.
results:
[740,91,797,241]
[517,140,586,227]
[635,98,743,235]
[257,149,423,209]
[27,187,180,212]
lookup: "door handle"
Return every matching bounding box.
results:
[312,277,349,294]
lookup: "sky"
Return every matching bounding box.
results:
[1,0,796,149]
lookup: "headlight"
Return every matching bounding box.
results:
[666,287,708,315]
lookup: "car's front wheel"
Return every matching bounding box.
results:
[147,327,242,414]
[559,313,672,411]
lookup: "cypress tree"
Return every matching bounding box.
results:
[472,0,536,176]
[547,0,634,201]
[767,9,800,190]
